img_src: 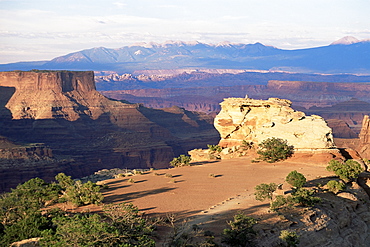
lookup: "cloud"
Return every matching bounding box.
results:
[113,1,126,8]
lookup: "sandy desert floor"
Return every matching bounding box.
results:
[96,155,334,243]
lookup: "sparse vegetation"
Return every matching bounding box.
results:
[254,183,277,201]
[170,154,192,167]
[285,170,306,188]
[256,137,294,163]
[128,178,135,183]
[270,195,294,212]
[326,159,363,183]
[0,174,104,246]
[207,144,222,153]
[56,173,103,207]
[222,213,257,246]
[279,230,300,247]
[209,173,216,178]
[291,188,321,207]
[326,180,346,194]
[41,203,155,246]
[165,173,173,178]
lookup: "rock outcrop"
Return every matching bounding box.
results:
[214,96,335,151]
[0,71,219,191]
[357,115,370,159]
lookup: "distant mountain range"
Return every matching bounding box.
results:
[1,36,369,74]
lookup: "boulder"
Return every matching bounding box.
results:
[214,96,335,151]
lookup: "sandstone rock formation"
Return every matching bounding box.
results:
[214,96,335,151]
[0,71,219,191]
[357,115,370,160]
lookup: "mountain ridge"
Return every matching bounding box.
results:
[1,37,369,74]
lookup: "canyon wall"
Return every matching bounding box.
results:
[0,71,219,191]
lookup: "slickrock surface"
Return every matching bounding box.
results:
[214,96,335,151]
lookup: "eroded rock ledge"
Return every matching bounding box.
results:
[214,96,335,152]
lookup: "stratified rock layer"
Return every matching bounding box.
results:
[0,71,219,191]
[214,97,335,150]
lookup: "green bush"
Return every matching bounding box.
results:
[285,170,306,188]
[170,154,192,167]
[63,180,103,207]
[292,188,321,207]
[326,180,346,194]
[207,144,222,153]
[326,159,363,183]
[279,230,300,247]
[222,213,257,246]
[257,137,294,163]
[254,183,277,201]
[0,178,60,246]
[41,203,155,246]
[270,195,294,212]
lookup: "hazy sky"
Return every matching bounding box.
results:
[1,0,369,64]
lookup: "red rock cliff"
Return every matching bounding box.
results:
[0,71,219,191]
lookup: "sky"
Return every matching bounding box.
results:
[0,0,369,64]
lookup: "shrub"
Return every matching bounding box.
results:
[326,159,363,183]
[128,178,135,183]
[285,170,306,188]
[165,173,173,178]
[257,137,294,163]
[222,213,257,246]
[207,144,222,153]
[270,195,294,212]
[41,203,155,246]
[62,180,103,207]
[279,230,300,247]
[254,183,277,201]
[170,155,192,167]
[326,180,346,194]
[292,188,321,207]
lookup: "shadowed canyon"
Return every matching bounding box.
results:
[0,71,219,191]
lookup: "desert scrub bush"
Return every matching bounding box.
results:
[291,188,321,207]
[326,180,346,194]
[326,159,364,183]
[207,144,222,153]
[165,173,173,178]
[62,180,103,207]
[41,203,155,247]
[170,154,192,167]
[209,173,216,178]
[270,195,294,212]
[285,170,306,188]
[128,178,135,183]
[256,137,294,163]
[241,140,253,149]
[56,173,103,206]
[279,230,300,247]
[222,212,257,246]
[254,183,277,201]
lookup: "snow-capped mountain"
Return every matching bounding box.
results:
[1,37,369,74]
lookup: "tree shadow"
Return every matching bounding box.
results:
[104,187,176,203]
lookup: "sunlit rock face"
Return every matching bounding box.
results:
[214,96,335,151]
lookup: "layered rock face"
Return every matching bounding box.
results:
[214,97,335,151]
[357,115,370,159]
[0,71,219,191]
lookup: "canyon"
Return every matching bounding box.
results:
[102,80,370,138]
[0,71,219,191]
